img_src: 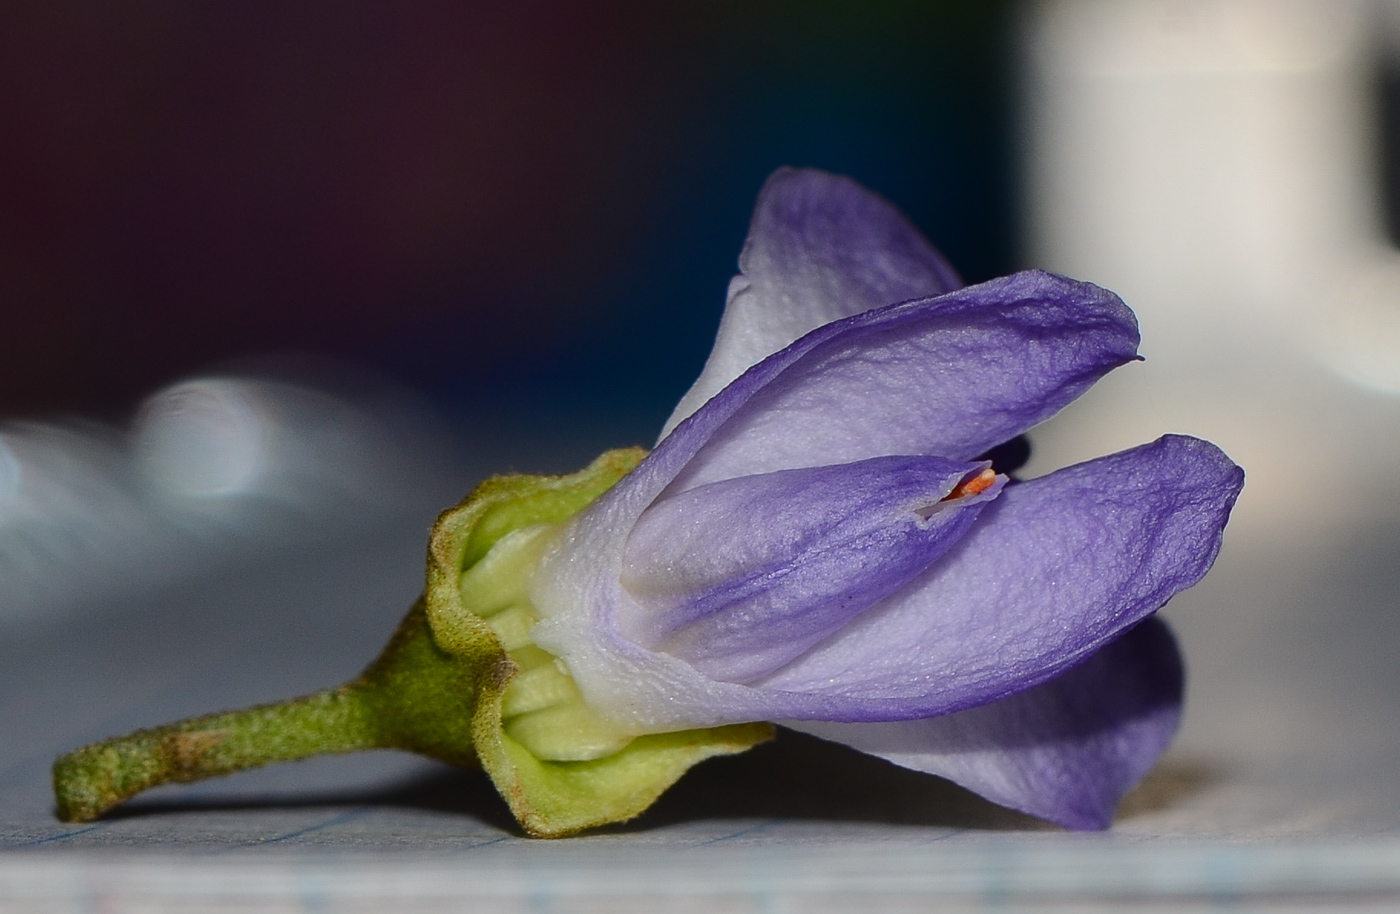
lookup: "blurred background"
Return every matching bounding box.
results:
[0,1,1015,425]
[4,0,1400,848]
[0,1,1020,622]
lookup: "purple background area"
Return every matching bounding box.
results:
[0,1,1014,425]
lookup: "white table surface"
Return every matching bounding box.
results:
[3,418,1400,912]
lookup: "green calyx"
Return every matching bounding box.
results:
[422,446,771,835]
[52,448,772,837]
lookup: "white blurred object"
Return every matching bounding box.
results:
[1024,0,1400,536]
[135,380,272,499]
[0,371,457,624]
[132,377,419,515]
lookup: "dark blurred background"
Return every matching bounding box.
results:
[0,1,1016,431]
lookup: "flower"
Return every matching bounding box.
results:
[51,167,1243,838]
[524,168,1244,830]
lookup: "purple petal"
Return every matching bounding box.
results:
[620,456,1003,684]
[789,617,1183,831]
[756,435,1243,719]
[668,270,1141,493]
[532,434,1237,732]
[662,168,962,437]
[532,278,1144,730]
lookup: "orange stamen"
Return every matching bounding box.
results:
[942,467,997,501]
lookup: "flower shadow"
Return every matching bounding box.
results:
[100,733,1217,837]
[101,761,521,834]
[626,732,1219,833]
[625,728,1051,832]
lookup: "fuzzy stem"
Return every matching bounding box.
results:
[53,686,377,822]
[53,601,489,822]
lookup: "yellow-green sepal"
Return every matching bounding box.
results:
[474,691,772,837]
[424,447,773,837]
[424,447,648,658]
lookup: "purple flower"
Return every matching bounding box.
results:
[528,168,1243,830]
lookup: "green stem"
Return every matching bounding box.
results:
[53,601,493,822]
[53,687,375,822]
